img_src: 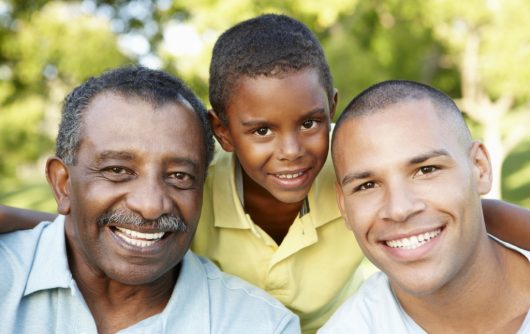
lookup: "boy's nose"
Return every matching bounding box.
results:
[277,134,303,161]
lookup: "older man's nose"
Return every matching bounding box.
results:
[126,176,173,221]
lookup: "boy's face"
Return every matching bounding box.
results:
[333,99,492,296]
[212,69,335,204]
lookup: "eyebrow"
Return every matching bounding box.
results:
[240,107,327,127]
[165,157,200,171]
[340,149,451,187]
[96,151,200,171]
[409,149,450,164]
[96,151,134,163]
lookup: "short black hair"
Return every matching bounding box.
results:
[56,66,215,168]
[332,80,471,156]
[209,13,333,122]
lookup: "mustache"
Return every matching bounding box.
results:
[96,210,188,233]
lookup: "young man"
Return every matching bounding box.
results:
[322,80,530,333]
[0,66,299,333]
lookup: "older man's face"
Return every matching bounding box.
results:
[59,92,206,285]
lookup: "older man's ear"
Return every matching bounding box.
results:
[46,157,71,215]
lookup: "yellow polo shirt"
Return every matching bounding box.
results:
[191,148,370,334]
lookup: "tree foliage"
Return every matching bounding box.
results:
[1,0,529,209]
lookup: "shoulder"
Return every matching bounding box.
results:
[0,220,52,273]
[194,253,300,333]
[319,272,402,334]
[0,220,53,308]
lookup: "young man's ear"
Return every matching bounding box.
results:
[335,181,353,231]
[46,157,71,215]
[208,109,235,152]
[330,88,339,120]
[470,141,493,195]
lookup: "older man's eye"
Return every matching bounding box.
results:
[109,167,128,174]
[101,166,134,181]
[168,172,195,189]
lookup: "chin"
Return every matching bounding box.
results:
[274,191,309,204]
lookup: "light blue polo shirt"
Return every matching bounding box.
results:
[0,216,300,333]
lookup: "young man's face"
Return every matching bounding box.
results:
[50,93,206,285]
[213,68,335,204]
[333,99,492,296]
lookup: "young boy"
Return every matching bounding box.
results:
[1,14,530,333]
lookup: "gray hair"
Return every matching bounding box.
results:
[56,66,215,168]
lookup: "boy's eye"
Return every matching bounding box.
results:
[301,120,317,130]
[253,127,271,136]
[417,166,439,176]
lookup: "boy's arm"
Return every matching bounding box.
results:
[483,199,530,250]
[0,205,56,232]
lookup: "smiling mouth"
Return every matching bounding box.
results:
[385,228,442,250]
[113,226,167,248]
[273,169,308,180]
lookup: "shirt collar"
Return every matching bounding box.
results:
[24,216,212,332]
[211,150,341,229]
[25,215,72,296]
[128,251,211,333]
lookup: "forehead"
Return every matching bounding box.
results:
[333,99,462,175]
[80,93,206,168]
[226,69,329,120]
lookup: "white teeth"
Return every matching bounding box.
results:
[386,229,441,250]
[277,171,303,179]
[114,226,165,248]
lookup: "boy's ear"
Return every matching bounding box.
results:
[335,181,353,231]
[330,88,339,120]
[208,109,235,152]
[46,157,71,215]
[469,141,492,195]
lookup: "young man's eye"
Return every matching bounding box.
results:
[417,166,439,176]
[301,120,318,130]
[355,181,376,192]
[253,127,271,136]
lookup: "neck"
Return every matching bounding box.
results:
[65,228,178,333]
[242,170,303,245]
[395,236,530,333]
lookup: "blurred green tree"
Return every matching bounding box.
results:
[1,0,528,209]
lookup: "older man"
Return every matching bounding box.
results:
[321,80,530,333]
[0,66,299,333]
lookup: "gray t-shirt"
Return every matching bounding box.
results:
[319,237,530,333]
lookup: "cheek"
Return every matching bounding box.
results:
[306,132,329,154]
[176,192,202,222]
[344,198,376,237]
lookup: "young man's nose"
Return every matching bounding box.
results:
[379,181,426,223]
